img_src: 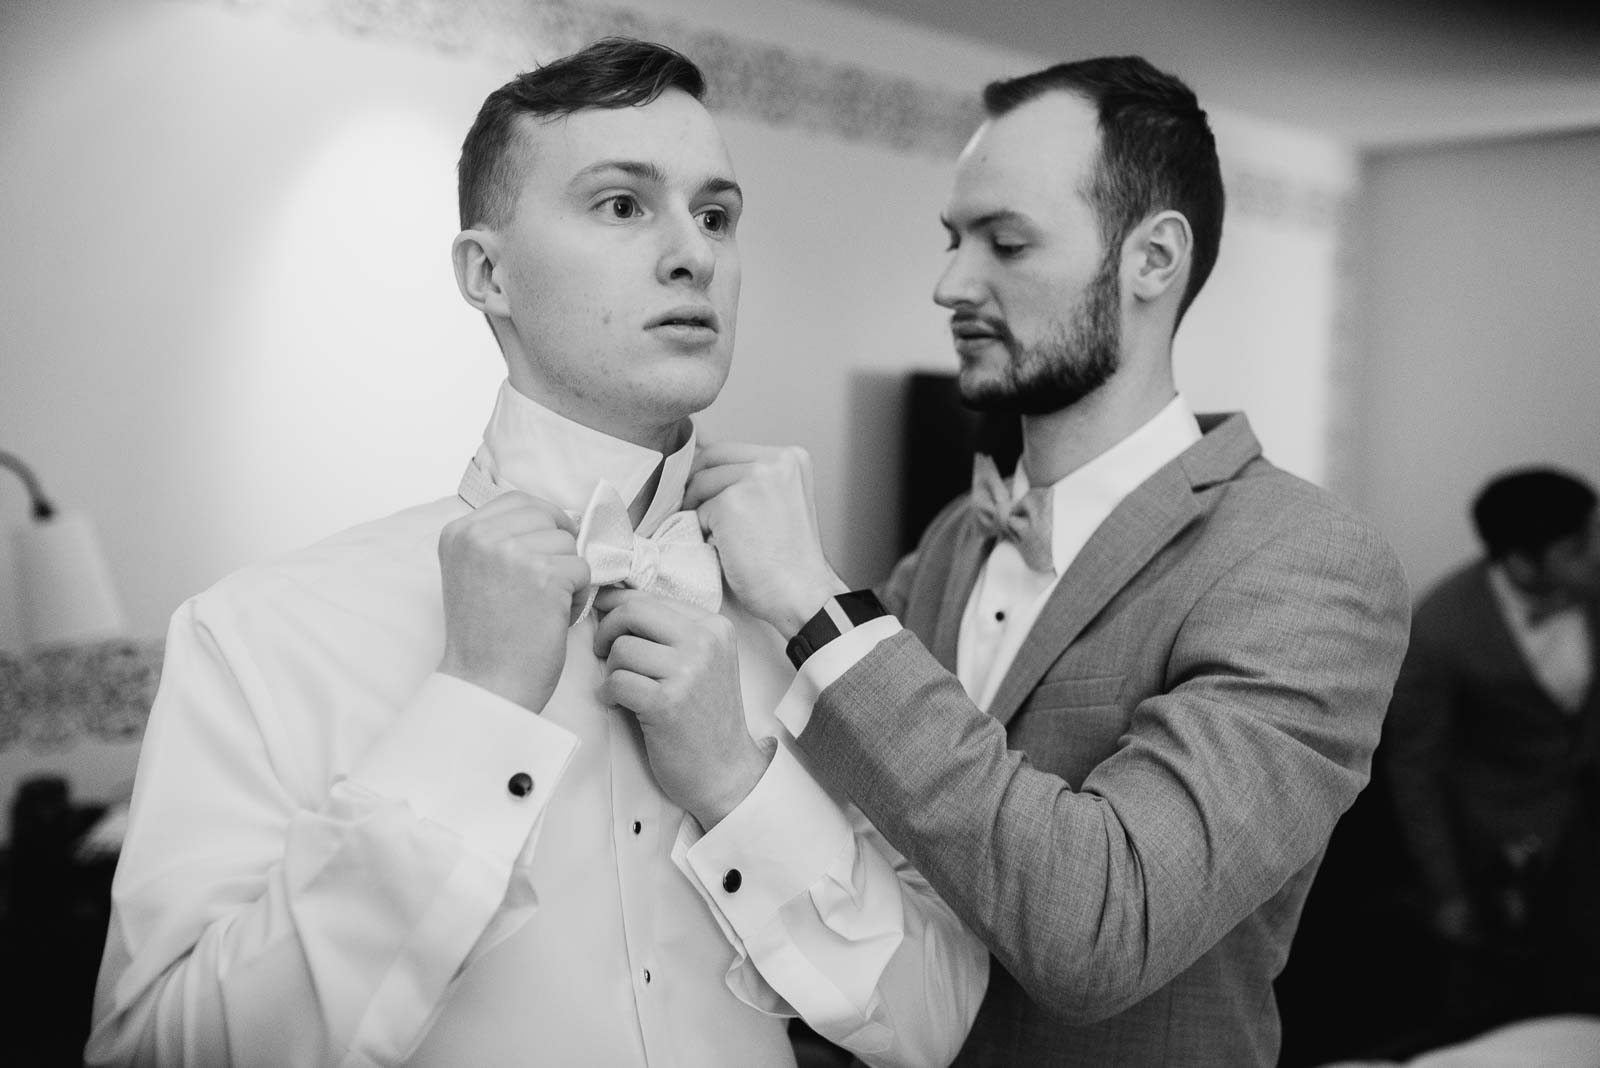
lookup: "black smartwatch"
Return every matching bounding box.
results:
[785,590,890,669]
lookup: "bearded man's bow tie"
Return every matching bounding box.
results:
[970,454,1055,574]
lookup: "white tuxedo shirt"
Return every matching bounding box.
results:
[87,381,986,1067]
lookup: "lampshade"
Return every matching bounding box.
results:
[12,511,126,649]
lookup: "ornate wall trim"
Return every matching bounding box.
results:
[190,0,1347,228]
[0,639,163,752]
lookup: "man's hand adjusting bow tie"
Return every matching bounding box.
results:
[454,460,722,626]
[437,492,592,713]
[582,486,770,832]
[572,481,722,624]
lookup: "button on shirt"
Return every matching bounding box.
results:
[88,381,985,1068]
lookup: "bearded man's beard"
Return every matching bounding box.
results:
[960,252,1122,417]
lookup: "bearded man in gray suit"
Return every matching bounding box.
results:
[680,56,1412,1065]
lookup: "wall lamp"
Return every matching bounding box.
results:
[1,450,125,650]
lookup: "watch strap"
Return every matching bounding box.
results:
[785,590,889,668]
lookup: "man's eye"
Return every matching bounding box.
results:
[699,207,730,234]
[991,239,1025,258]
[603,195,641,219]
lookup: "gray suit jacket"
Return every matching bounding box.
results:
[1385,561,1600,904]
[800,413,1411,1066]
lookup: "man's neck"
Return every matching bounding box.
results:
[629,463,665,528]
[1019,362,1178,487]
[505,367,689,455]
[476,378,696,526]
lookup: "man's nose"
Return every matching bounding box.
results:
[659,212,716,286]
[933,250,982,310]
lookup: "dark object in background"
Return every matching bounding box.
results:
[899,372,1022,554]
[0,775,117,1068]
[1272,739,1517,1065]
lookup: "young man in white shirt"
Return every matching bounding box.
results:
[86,37,985,1068]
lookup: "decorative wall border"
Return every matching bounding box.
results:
[188,0,1348,229]
[0,639,163,752]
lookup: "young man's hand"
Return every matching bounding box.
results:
[437,492,590,712]
[592,588,774,829]
[686,443,848,638]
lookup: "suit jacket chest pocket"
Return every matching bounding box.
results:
[1007,674,1128,790]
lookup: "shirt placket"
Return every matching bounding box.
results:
[605,696,674,1066]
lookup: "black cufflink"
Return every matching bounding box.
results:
[507,771,534,798]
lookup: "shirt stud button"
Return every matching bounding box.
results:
[995,610,1006,622]
[722,869,742,893]
[632,820,643,835]
[507,772,534,798]
[642,968,652,984]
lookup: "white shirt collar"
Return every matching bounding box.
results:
[1486,563,1585,630]
[1014,395,1202,574]
[1486,564,1534,624]
[469,380,697,533]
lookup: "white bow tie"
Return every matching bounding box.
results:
[457,460,721,626]
[570,481,722,624]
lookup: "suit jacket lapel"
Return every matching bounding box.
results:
[986,412,1260,728]
[1573,599,1600,749]
[1469,565,1560,708]
[1578,598,1600,704]
[988,464,1199,726]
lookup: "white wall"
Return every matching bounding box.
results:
[0,0,1356,826]
[1347,130,1600,594]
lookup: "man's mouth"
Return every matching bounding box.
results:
[648,307,720,332]
[950,316,1007,345]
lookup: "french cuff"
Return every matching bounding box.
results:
[348,672,579,867]
[679,740,856,940]
[773,615,901,737]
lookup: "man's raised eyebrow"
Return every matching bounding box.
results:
[569,159,668,187]
[700,176,743,205]
[569,161,742,205]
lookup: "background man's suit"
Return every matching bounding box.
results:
[1385,561,1600,1015]
[796,413,1412,1066]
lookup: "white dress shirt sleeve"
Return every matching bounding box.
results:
[86,599,579,1068]
[770,616,901,737]
[672,614,988,1068]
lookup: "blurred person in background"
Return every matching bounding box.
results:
[1386,466,1600,1031]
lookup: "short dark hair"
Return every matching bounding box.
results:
[1471,466,1597,561]
[982,56,1225,325]
[458,37,706,229]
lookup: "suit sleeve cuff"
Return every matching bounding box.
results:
[347,672,579,866]
[773,615,901,737]
[678,740,854,939]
